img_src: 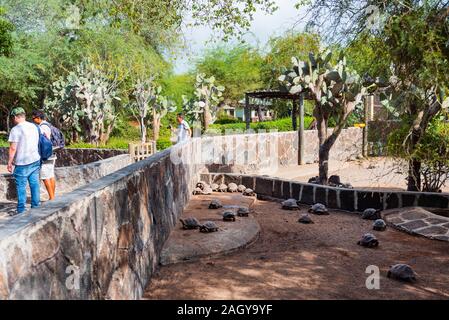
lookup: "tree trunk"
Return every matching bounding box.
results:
[407,158,421,191]
[315,106,329,184]
[152,109,160,141]
[257,106,263,122]
[203,100,211,131]
[140,117,147,144]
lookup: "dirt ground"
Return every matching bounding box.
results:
[144,197,449,300]
[273,157,449,193]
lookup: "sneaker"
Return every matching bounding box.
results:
[7,208,29,217]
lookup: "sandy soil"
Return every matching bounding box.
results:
[144,197,449,300]
[273,157,449,193]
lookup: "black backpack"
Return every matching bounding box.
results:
[41,122,65,149]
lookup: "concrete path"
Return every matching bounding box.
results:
[384,207,449,242]
[160,193,260,265]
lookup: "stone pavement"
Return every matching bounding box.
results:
[383,207,449,242]
[160,193,261,265]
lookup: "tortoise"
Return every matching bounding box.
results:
[387,264,417,282]
[298,214,314,224]
[202,185,213,195]
[281,198,299,210]
[228,183,238,193]
[199,221,219,233]
[308,176,320,184]
[192,187,203,195]
[179,217,201,230]
[196,181,208,190]
[218,184,228,192]
[222,211,236,222]
[357,233,379,248]
[373,219,387,231]
[308,203,329,215]
[243,188,255,196]
[361,208,382,220]
[211,183,219,192]
[328,175,342,186]
[209,199,223,209]
[237,184,246,193]
[237,207,250,217]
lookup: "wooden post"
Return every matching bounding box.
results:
[291,99,298,131]
[298,94,305,165]
[362,95,369,157]
[245,93,250,130]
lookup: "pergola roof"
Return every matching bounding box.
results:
[245,89,312,100]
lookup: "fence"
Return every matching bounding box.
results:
[128,141,157,162]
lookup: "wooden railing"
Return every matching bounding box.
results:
[128,141,157,162]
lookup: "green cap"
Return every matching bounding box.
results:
[10,107,26,117]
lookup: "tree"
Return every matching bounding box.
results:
[264,32,321,88]
[45,60,120,145]
[0,7,14,57]
[195,45,264,107]
[279,50,369,184]
[295,0,449,191]
[129,78,175,143]
[183,73,225,130]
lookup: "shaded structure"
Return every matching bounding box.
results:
[244,90,306,165]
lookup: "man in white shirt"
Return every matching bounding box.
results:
[7,107,41,215]
[32,110,57,200]
[175,113,191,143]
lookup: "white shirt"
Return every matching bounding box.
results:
[8,121,40,166]
[177,120,190,143]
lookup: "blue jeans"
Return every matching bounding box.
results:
[13,160,41,213]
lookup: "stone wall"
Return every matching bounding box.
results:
[0,140,203,299]
[201,127,363,174]
[0,147,127,167]
[200,173,449,212]
[0,154,132,201]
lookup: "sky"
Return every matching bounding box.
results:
[172,0,306,74]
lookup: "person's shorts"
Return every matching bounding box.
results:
[40,158,56,180]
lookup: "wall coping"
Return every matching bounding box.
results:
[0,148,171,242]
[200,173,449,212]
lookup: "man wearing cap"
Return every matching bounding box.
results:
[7,107,41,215]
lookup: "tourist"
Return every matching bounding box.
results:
[175,113,192,143]
[32,110,58,200]
[7,107,41,215]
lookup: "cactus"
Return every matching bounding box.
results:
[45,60,119,145]
[129,77,175,143]
[279,50,368,184]
[183,73,225,130]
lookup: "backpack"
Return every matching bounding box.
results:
[35,125,53,161]
[41,122,65,149]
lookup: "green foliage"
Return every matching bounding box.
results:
[263,32,321,88]
[183,73,225,128]
[195,45,264,105]
[214,113,242,124]
[0,7,14,56]
[156,137,173,151]
[44,60,120,145]
[161,73,195,109]
[388,118,449,192]
[209,116,314,133]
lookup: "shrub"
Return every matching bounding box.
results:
[157,138,172,151]
[387,119,449,192]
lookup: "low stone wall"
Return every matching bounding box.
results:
[0,147,127,167]
[0,154,132,201]
[200,173,449,212]
[201,127,363,174]
[0,140,203,299]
